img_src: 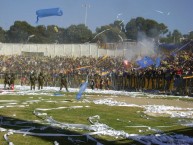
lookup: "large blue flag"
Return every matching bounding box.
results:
[136,56,154,68]
[36,8,63,23]
[155,57,161,68]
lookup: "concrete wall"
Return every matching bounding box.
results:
[0,42,137,58]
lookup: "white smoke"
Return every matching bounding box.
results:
[124,32,157,61]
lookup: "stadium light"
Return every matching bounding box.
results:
[82,4,90,26]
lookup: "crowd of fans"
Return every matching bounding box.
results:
[0,48,193,96]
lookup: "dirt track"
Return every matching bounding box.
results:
[90,95,193,108]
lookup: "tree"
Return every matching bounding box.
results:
[125,17,168,41]
[32,25,49,43]
[125,18,139,40]
[188,31,193,40]
[3,17,188,45]
[56,27,66,44]
[46,25,60,43]
[172,29,182,44]
[159,31,173,43]
[7,21,35,43]
[112,20,125,33]
[158,23,168,35]
[0,27,6,42]
[65,24,92,43]
[94,21,127,43]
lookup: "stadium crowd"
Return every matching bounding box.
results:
[0,48,193,96]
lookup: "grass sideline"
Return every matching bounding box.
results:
[0,93,193,145]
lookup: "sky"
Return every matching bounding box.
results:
[0,0,193,34]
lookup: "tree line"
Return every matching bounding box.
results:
[0,17,192,44]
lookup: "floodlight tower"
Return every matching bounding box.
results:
[82,4,90,26]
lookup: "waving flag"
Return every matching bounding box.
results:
[76,81,88,100]
[76,65,91,70]
[76,75,89,100]
[155,57,161,68]
[136,56,154,68]
[36,8,63,23]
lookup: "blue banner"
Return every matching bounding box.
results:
[136,56,154,68]
[155,57,161,68]
[76,81,88,100]
[36,8,63,23]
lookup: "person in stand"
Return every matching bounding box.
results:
[21,75,27,86]
[145,68,151,90]
[90,79,95,90]
[156,68,163,90]
[150,68,156,90]
[9,73,15,90]
[94,73,100,90]
[164,67,174,93]
[4,72,9,89]
[21,72,27,86]
[38,71,45,90]
[174,66,183,95]
[59,71,69,92]
[5,72,15,90]
[182,67,192,95]
[104,77,111,90]
[99,77,104,90]
[137,70,145,92]
[30,71,37,90]
[4,72,15,90]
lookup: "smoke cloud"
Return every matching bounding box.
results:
[124,31,158,61]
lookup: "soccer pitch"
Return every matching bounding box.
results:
[0,85,193,145]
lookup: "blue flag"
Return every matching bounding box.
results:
[36,8,63,23]
[136,56,154,68]
[76,81,88,100]
[155,57,161,68]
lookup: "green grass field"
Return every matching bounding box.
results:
[0,92,193,145]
